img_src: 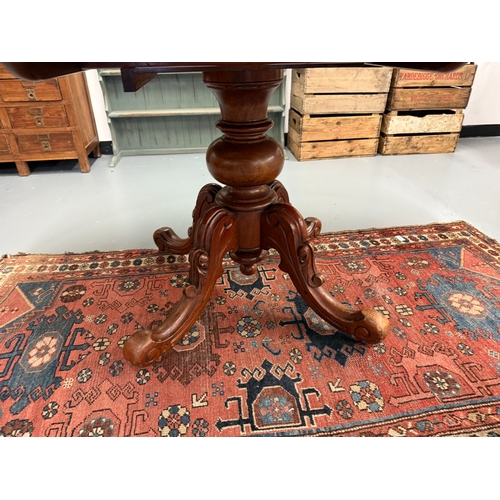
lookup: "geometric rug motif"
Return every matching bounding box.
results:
[1,221,500,436]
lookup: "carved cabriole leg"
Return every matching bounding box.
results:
[261,203,390,344]
[154,183,222,254]
[123,206,238,367]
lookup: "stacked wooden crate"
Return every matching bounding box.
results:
[287,66,393,161]
[378,63,477,155]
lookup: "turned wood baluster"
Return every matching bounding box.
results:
[204,69,285,276]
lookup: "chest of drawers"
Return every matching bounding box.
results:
[0,63,100,176]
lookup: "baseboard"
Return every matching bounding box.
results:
[460,125,500,138]
[99,141,113,155]
[100,127,498,156]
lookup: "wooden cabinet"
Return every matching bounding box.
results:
[99,69,286,166]
[0,63,100,176]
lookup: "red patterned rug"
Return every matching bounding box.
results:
[1,220,500,437]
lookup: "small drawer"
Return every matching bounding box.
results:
[0,79,62,102]
[16,132,75,154]
[0,134,11,154]
[6,105,70,128]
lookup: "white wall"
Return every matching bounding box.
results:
[85,63,500,143]
[85,70,111,141]
[463,62,500,125]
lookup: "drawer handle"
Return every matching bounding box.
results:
[22,82,37,100]
[24,87,37,100]
[37,135,51,152]
[34,116,44,127]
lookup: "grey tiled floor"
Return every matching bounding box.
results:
[1,136,499,255]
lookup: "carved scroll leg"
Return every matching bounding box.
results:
[124,206,238,367]
[269,180,290,204]
[261,203,390,344]
[154,183,222,254]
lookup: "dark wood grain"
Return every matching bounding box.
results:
[3,62,467,89]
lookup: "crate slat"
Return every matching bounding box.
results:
[289,109,381,142]
[386,87,472,111]
[291,93,388,115]
[292,67,393,94]
[288,136,378,161]
[378,133,459,155]
[392,64,477,88]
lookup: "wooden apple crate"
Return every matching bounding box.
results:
[386,63,477,111]
[288,66,393,161]
[379,109,464,155]
[379,63,477,155]
[288,109,382,160]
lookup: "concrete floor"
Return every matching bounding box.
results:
[1,136,499,255]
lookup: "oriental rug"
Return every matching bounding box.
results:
[1,221,500,437]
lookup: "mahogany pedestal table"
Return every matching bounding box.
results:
[10,62,462,368]
[124,64,390,367]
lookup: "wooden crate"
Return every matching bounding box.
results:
[386,63,477,111]
[292,67,393,94]
[288,66,392,161]
[288,108,381,160]
[378,133,459,155]
[386,87,472,111]
[379,64,476,155]
[291,67,392,115]
[379,110,464,155]
[292,67,391,114]
[391,64,477,88]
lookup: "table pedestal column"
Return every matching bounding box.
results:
[123,69,389,368]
